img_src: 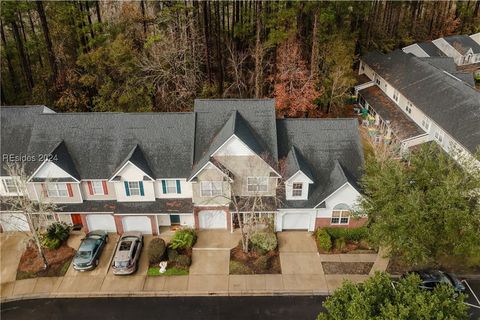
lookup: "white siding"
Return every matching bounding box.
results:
[402,44,430,57]
[316,183,362,218]
[154,179,192,199]
[114,163,155,202]
[285,171,312,200]
[33,161,75,180]
[213,135,255,156]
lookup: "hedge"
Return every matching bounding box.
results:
[324,227,368,242]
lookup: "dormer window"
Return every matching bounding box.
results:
[47,183,68,197]
[292,183,303,197]
[124,181,144,196]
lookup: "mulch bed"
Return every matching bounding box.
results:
[17,241,75,280]
[322,262,374,275]
[229,244,281,275]
[315,238,376,255]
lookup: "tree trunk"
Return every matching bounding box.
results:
[11,19,34,90]
[140,0,147,35]
[95,1,102,24]
[1,20,20,93]
[214,1,223,95]
[36,0,58,84]
[26,214,48,270]
[310,8,319,78]
[85,1,95,39]
[28,11,44,68]
[254,1,263,98]
[203,1,212,83]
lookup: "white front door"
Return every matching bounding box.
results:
[122,216,152,234]
[0,213,30,232]
[86,214,116,233]
[282,213,311,230]
[198,210,227,229]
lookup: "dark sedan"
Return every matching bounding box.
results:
[407,270,466,293]
[73,230,108,271]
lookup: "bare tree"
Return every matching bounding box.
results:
[1,162,58,270]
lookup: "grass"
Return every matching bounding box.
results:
[147,266,189,276]
[16,257,74,280]
[229,260,253,275]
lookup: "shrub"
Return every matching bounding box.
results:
[45,222,71,243]
[41,236,61,249]
[229,260,253,274]
[253,255,270,271]
[167,248,179,261]
[325,227,368,242]
[315,228,332,251]
[250,231,277,253]
[175,254,191,268]
[335,237,346,251]
[169,228,197,250]
[148,238,166,265]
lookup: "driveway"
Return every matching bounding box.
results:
[0,233,28,284]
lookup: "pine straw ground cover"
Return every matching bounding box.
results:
[16,241,75,280]
[322,262,374,275]
[229,244,281,275]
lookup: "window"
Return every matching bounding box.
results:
[47,183,68,197]
[127,181,141,196]
[91,181,104,195]
[375,78,380,85]
[405,101,413,114]
[162,179,180,194]
[434,130,444,143]
[292,183,303,197]
[393,90,399,102]
[200,181,223,197]
[2,178,19,193]
[247,177,268,192]
[421,117,431,131]
[331,211,350,225]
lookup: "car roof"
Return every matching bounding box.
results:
[114,238,138,261]
[416,270,445,281]
[79,238,98,251]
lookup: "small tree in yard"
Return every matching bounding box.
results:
[317,272,468,320]
[2,162,58,270]
[359,143,480,266]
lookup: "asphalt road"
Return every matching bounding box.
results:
[464,279,480,320]
[0,296,326,320]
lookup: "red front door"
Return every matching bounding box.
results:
[71,214,82,225]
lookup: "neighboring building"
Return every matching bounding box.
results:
[0,100,366,234]
[403,34,480,66]
[355,50,480,163]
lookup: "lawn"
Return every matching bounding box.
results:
[147,266,189,276]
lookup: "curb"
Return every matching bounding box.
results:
[1,289,330,303]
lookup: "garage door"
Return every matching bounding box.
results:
[282,213,310,230]
[86,214,116,233]
[0,213,30,232]
[198,210,227,229]
[122,216,152,234]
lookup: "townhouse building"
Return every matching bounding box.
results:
[0,100,366,234]
[403,33,480,66]
[355,50,480,164]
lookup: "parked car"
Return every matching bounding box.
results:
[405,270,465,293]
[112,232,143,275]
[73,230,108,271]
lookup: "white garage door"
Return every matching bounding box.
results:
[282,213,311,230]
[86,214,116,233]
[198,210,227,229]
[0,213,30,232]
[122,216,152,234]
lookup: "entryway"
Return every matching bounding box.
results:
[86,214,116,233]
[122,216,153,234]
[281,213,311,230]
[198,210,227,229]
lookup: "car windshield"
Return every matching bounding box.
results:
[114,260,129,268]
[77,250,91,259]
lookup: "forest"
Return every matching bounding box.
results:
[1,1,479,117]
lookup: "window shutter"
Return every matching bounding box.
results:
[67,183,73,197]
[161,180,167,193]
[124,181,130,196]
[102,181,108,195]
[176,180,181,194]
[87,181,93,195]
[139,181,145,196]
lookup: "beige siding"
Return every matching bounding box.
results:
[192,168,231,206]
[81,181,117,200]
[31,182,83,203]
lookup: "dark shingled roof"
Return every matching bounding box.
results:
[45,141,81,181]
[0,106,50,175]
[57,198,193,214]
[417,42,447,57]
[443,35,480,55]
[361,50,480,154]
[276,119,364,209]
[193,99,278,165]
[24,112,195,179]
[419,57,456,73]
[112,144,154,180]
[190,109,272,180]
[284,146,315,182]
[358,86,426,141]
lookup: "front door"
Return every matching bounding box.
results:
[71,214,83,225]
[170,215,181,225]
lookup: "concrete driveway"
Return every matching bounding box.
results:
[194,230,241,250]
[0,233,28,284]
[278,232,324,275]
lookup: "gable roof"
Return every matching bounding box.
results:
[30,140,81,181]
[0,106,50,176]
[24,112,195,179]
[417,41,447,57]
[277,119,364,208]
[111,144,154,180]
[443,35,480,55]
[361,50,480,154]
[284,146,314,182]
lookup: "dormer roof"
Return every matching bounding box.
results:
[285,146,314,183]
[110,144,154,181]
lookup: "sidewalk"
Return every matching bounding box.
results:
[0,231,389,302]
